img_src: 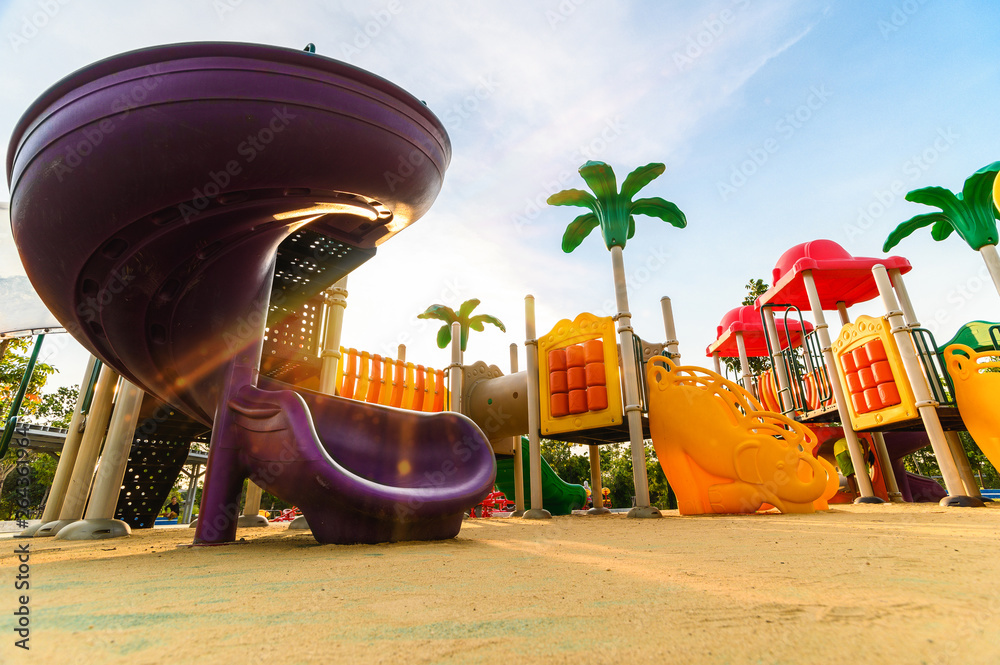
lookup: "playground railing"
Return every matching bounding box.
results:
[909,327,956,406]
[335,347,447,412]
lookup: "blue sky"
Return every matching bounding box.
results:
[2,0,1000,393]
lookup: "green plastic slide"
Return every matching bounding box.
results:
[495,437,587,515]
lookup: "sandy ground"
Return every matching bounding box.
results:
[1,503,999,665]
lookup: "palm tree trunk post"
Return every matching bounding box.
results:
[659,296,680,361]
[735,332,755,398]
[979,244,1000,298]
[508,343,525,516]
[522,296,550,519]
[449,321,463,414]
[56,379,146,539]
[318,276,349,396]
[36,364,121,536]
[760,305,795,414]
[871,265,978,506]
[19,355,99,537]
[889,267,982,499]
[712,351,722,375]
[610,246,660,518]
[801,269,881,502]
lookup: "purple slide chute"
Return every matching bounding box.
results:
[7,43,495,544]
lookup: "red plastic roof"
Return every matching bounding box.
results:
[756,239,911,310]
[706,305,813,358]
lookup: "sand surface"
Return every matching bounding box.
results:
[2,503,999,664]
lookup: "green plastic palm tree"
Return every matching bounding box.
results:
[548,161,687,252]
[883,161,1000,297]
[418,299,505,352]
[546,160,687,516]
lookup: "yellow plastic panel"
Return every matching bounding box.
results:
[831,315,917,430]
[944,344,1000,474]
[646,357,827,515]
[538,313,623,435]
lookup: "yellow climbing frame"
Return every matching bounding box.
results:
[334,347,447,412]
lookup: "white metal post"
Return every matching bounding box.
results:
[449,321,463,414]
[509,343,525,516]
[611,246,658,518]
[318,276,348,396]
[761,305,795,414]
[872,265,976,505]
[801,270,879,501]
[522,296,550,519]
[735,331,754,398]
[660,296,680,361]
[889,268,980,499]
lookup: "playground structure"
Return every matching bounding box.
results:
[4,43,1000,545]
[704,239,996,509]
[7,43,496,545]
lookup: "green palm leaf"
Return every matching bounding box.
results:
[470,314,506,333]
[547,189,598,211]
[962,161,1000,208]
[418,305,457,323]
[561,213,600,253]
[905,186,962,218]
[458,299,480,319]
[578,161,618,203]
[627,215,636,240]
[436,324,452,349]
[931,219,955,241]
[882,212,950,251]
[630,197,687,228]
[620,163,665,201]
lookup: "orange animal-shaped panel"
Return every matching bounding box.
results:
[646,357,826,516]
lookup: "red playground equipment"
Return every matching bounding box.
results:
[469,490,515,518]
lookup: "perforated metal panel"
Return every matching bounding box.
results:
[114,396,208,529]
[261,227,374,386]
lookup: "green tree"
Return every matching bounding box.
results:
[599,441,676,510]
[417,298,505,352]
[883,161,1000,298]
[721,278,772,378]
[1,337,56,424]
[540,439,590,486]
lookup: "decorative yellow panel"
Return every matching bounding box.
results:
[830,315,917,430]
[538,313,623,435]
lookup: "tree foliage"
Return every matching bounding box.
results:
[417,298,505,352]
[721,278,772,379]
[0,337,57,423]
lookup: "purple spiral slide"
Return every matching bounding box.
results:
[7,42,495,544]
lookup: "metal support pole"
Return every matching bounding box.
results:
[183,464,200,524]
[509,343,525,516]
[238,480,268,527]
[761,305,795,414]
[870,432,904,503]
[660,296,680,361]
[735,332,754,398]
[712,351,722,375]
[522,296,550,519]
[980,244,1000,298]
[836,301,851,327]
[801,269,880,501]
[36,364,121,536]
[318,276,348,396]
[19,355,99,537]
[56,380,146,540]
[889,268,980,499]
[611,246,659,518]
[871,264,978,506]
[449,321,463,415]
[945,431,982,498]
